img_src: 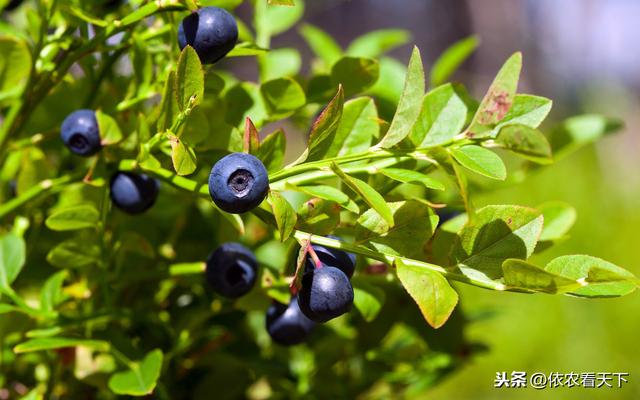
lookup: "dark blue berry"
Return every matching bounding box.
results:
[60,109,101,157]
[436,208,462,225]
[305,236,356,278]
[297,265,354,323]
[178,6,238,64]
[206,242,258,298]
[109,172,160,215]
[266,296,316,346]
[209,153,269,214]
[3,0,22,11]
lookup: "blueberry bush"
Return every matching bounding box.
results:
[0,0,638,398]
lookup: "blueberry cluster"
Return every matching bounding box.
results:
[55,5,353,348]
[204,239,356,346]
[58,7,251,216]
[298,240,356,323]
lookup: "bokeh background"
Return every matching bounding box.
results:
[241,0,640,398]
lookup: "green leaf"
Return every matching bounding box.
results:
[545,255,637,298]
[226,42,269,57]
[268,0,295,5]
[376,47,425,148]
[95,110,123,146]
[294,86,344,163]
[502,259,579,293]
[298,23,342,66]
[257,0,305,37]
[467,52,522,137]
[550,114,623,160]
[45,204,100,231]
[260,48,301,81]
[158,71,179,132]
[0,233,25,293]
[168,134,197,176]
[492,94,552,135]
[430,36,479,87]
[368,57,406,105]
[331,162,394,227]
[409,83,467,147]
[0,37,31,99]
[331,57,379,97]
[175,46,205,112]
[0,303,22,315]
[286,183,359,213]
[182,108,211,146]
[40,271,68,313]
[355,200,438,259]
[255,129,286,172]
[224,82,268,129]
[108,349,163,396]
[268,191,297,241]
[326,97,378,157]
[260,77,306,116]
[396,259,458,328]
[243,117,260,155]
[352,278,386,322]
[450,145,507,180]
[47,239,100,269]
[119,2,162,27]
[378,168,445,191]
[537,201,576,242]
[14,337,110,353]
[452,205,544,281]
[297,198,340,236]
[495,124,552,164]
[16,148,49,196]
[346,29,411,58]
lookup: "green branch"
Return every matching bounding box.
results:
[0,174,80,220]
[292,231,513,292]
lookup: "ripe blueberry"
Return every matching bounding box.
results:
[206,242,258,298]
[436,208,461,225]
[109,171,160,215]
[266,296,316,346]
[297,265,354,323]
[209,153,269,214]
[178,6,238,64]
[305,236,356,278]
[60,109,101,157]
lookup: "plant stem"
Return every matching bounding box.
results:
[117,160,209,197]
[169,262,206,276]
[269,155,415,190]
[292,231,511,292]
[0,174,80,220]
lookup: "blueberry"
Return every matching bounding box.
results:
[101,0,124,11]
[209,153,269,214]
[305,236,356,278]
[3,0,22,11]
[109,171,160,215]
[297,265,354,323]
[178,6,238,65]
[206,242,258,298]
[60,109,101,157]
[436,208,462,225]
[266,296,316,346]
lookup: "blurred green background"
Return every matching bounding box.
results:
[261,0,640,397]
